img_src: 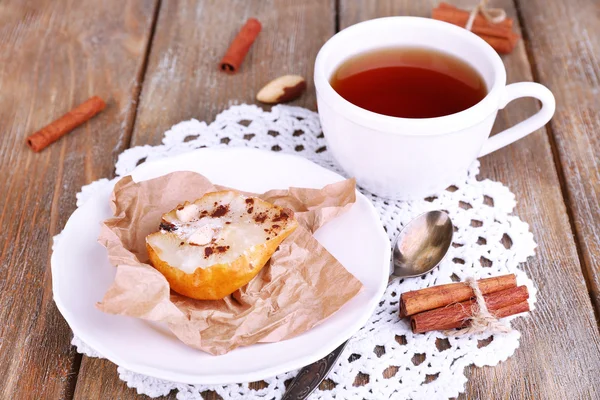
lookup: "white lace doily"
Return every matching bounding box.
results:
[64,104,537,400]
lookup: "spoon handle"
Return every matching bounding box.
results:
[281,340,348,400]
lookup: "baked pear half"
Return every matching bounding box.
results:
[146,191,298,300]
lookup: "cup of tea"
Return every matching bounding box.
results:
[314,17,555,200]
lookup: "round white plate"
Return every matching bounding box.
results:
[52,147,390,384]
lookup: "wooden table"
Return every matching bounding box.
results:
[1,0,599,398]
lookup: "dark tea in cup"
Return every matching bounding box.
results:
[315,17,555,198]
[330,47,487,118]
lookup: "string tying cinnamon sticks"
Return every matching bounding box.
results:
[400,274,530,335]
[442,277,512,336]
[432,2,519,54]
[465,0,507,31]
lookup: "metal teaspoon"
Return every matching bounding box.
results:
[282,211,454,400]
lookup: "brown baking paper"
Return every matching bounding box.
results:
[97,171,363,355]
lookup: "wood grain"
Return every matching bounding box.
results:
[516,0,600,319]
[6,0,595,399]
[72,1,335,399]
[339,0,600,399]
[130,0,334,147]
[0,0,158,398]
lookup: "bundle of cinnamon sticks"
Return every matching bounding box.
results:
[400,274,530,334]
[432,2,519,54]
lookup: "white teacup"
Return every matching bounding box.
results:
[314,17,555,200]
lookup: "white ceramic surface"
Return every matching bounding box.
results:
[314,17,556,200]
[52,147,390,385]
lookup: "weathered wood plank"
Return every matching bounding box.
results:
[130,0,333,147]
[517,0,600,321]
[0,0,158,398]
[339,1,600,399]
[73,1,335,399]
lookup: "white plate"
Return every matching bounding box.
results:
[52,147,390,384]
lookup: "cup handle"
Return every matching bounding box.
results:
[478,82,556,157]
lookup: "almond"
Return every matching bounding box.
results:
[256,75,306,104]
[188,225,215,246]
[176,203,199,223]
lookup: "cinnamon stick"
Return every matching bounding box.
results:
[432,6,513,38]
[219,18,262,74]
[432,2,519,54]
[400,274,516,317]
[495,299,530,319]
[26,96,106,152]
[437,3,513,29]
[410,285,529,334]
[478,32,520,54]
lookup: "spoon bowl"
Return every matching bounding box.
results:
[391,211,453,278]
